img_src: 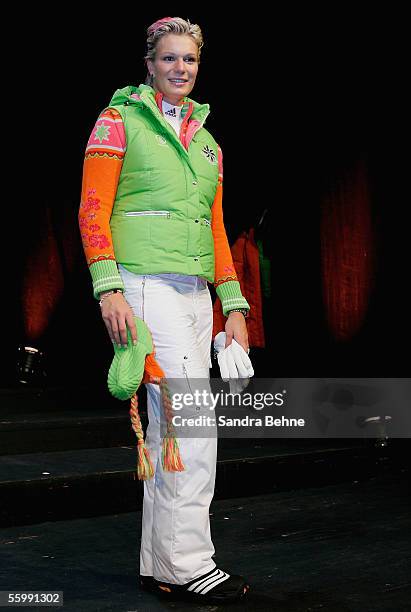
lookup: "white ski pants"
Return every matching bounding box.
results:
[118,265,218,584]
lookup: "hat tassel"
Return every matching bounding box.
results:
[162,430,185,472]
[129,392,155,480]
[160,378,185,472]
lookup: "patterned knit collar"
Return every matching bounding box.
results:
[140,84,209,123]
[155,90,191,120]
[109,84,210,125]
[161,98,183,117]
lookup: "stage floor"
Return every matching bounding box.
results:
[1,463,409,611]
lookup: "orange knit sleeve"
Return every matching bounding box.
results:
[211,144,238,287]
[78,108,125,267]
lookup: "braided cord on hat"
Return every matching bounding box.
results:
[107,316,184,479]
[129,392,155,480]
[128,351,184,479]
[160,378,185,472]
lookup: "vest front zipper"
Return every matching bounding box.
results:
[142,97,190,157]
[140,93,209,168]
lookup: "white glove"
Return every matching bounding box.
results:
[214,332,254,393]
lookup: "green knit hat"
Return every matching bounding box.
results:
[108,317,154,400]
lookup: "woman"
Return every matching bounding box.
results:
[79,16,250,604]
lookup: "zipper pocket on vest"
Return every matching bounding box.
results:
[203,219,211,227]
[124,210,171,218]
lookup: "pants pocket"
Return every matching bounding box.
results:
[118,265,146,319]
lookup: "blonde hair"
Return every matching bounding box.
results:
[144,17,204,85]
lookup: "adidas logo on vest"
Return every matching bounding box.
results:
[165,108,177,117]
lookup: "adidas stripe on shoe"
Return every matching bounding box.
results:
[187,567,230,594]
[140,567,250,603]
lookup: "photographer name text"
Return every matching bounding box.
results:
[172,415,305,428]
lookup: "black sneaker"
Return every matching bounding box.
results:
[139,575,158,593]
[139,567,250,604]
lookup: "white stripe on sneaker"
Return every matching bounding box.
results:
[199,572,230,594]
[194,570,226,593]
[187,569,220,592]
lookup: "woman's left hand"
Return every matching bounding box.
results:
[224,311,249,352]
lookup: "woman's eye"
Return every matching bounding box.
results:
[163,56,196,62]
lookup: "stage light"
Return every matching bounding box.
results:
[16,345,46,385]
[357,415,392,448]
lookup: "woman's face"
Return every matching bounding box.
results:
[147,34,199,105]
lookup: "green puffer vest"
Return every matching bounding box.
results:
[108,84,219,281]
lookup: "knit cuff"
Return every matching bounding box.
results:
[215,280,250,316]
[89,259,125,300]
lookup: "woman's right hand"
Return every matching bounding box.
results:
[99,292,138,348]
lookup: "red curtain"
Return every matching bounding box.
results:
[321,159,375,341]
[21,203,78,343]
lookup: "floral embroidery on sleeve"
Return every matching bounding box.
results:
[79,108,125,268]
[79,188,112,251]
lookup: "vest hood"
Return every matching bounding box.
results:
[109,84,210,125]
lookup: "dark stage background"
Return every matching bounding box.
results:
[5,10,409,388]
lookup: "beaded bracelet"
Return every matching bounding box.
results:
[99,289,123,307]
[227,308,249,318]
